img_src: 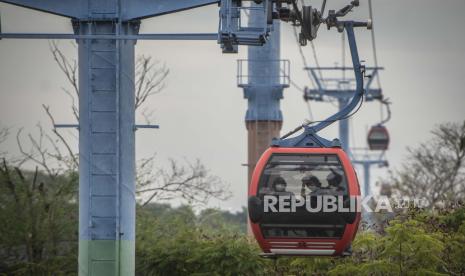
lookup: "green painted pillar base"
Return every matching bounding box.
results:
[79,240,135,276]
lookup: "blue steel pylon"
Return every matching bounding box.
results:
[0,1,258,275]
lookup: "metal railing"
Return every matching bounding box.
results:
[218,0,272,50]
[237,59,290,88]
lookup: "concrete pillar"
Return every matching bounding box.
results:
[246,121,282,183]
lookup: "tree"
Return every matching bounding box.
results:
[49,42,170,122]
[136,157,231,207]
[390,121,465,207]
[381,218,445,275]
[0,158,78,275]
[443,222,465,275]
[135,204,266,276]
[41,41,230,206]
[0,41,231,274]
[0,127,8,156]
[197,207,248,234]
[0,41,231,273]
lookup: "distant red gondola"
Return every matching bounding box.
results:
[367,125,389,150]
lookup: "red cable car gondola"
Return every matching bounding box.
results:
[248,147,361,257]
[367,125,389,151]
[247,20,368,258]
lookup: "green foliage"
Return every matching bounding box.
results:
[285,257,334,275]
[439,209,465,275]
[135,204,464,276]
[0,159,78,275]
[329,260,396,276]
[2,169,465,276]
[197,207,248,234]
[440,205,465,231]
[381,219,445,274]
[136,204,265,276]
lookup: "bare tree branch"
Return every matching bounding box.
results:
[135,56,169,110]
[50,43,169,117]
[16,127,56,178]
[0,127,8,144]
[42,104,78,168]
[136,157,231,207]
[0,157,19,203]
[141,107,156,125]
[45,42,229,206]
[0,127,9,156]
[390,121,465,207]
[49,41,79,98]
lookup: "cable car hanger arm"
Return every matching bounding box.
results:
[312,22,364,133]
[274,20,370,148]
[378,98,392,125]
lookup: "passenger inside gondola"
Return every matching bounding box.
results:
[300,175,322,196]
[271,176,292,196]
[257,154,351,239]
[327,168,345,194]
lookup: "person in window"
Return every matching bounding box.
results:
[327,168,346,194]
[300,175,322,197]
[271,176,293,196]
[301,175,338,196]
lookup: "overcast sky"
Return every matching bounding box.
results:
[1,0,465,212]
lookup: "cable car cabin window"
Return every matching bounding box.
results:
[256,154,349,239]
[369,131,388,140]
[261,224,345,238]
[257,154,349,198]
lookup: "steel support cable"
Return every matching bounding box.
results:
[289,78,305,92]
[284,62,315,120]
[301,0,324,80]
[368,0,381,88]
[310,41,324,80]
[379,97,384,123]
[290,0,323,85]
[292,25,315,120]
[342,31,346,80]
[291,1,320,120]
[292,25,315,87]
[368,0,388,126]
[305,101,314,121]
